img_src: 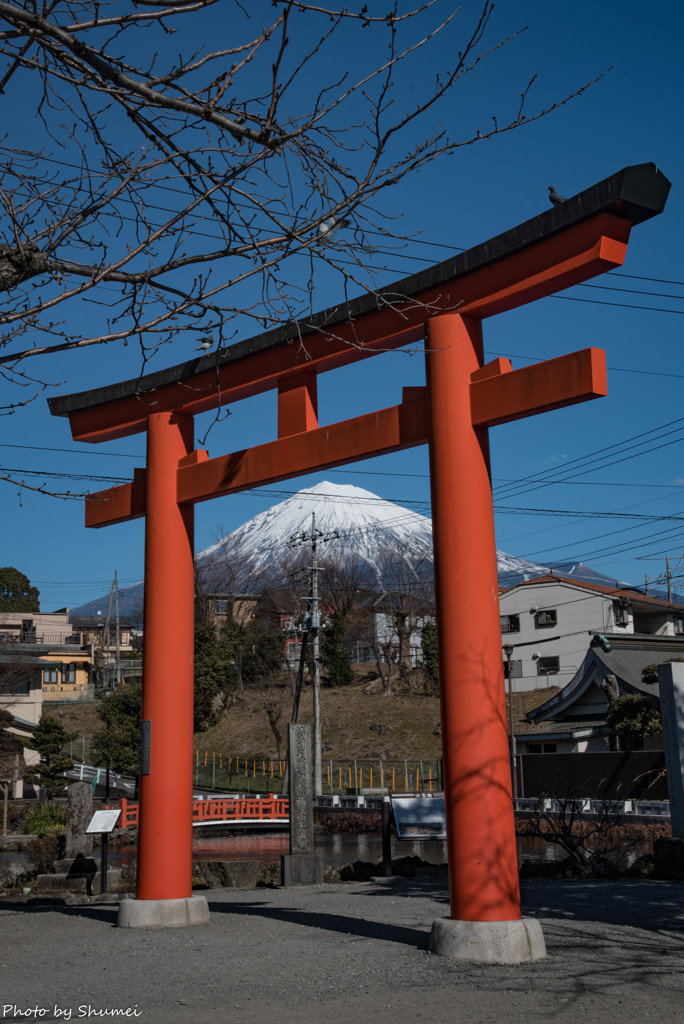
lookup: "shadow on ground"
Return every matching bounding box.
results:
[209,899,430,949]
[0,897,119,925]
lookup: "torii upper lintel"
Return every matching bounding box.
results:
[48,163,669,444]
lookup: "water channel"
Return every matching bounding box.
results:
[2,832,653,879]
[105,831,579,869]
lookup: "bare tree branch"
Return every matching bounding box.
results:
[0,0,608,405]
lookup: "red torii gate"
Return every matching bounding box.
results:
[50,164,669,953]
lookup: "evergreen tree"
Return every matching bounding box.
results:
[422,621,439,691]
[0,567,40,612]
[194,622,235,730]
[92,683,142,777]
[606,694,662,751]
[241,625,284,687]
[23,715,75,801]
[0,709,23,834]
[321,611,353,687]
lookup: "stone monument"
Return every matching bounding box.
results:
[37,782,99,893]
[65,781,94,858]
[658,662,684,836]
[281,723,322,886]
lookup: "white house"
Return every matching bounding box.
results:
[499,574,684,694]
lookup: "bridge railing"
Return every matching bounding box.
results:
[117,794,289,828]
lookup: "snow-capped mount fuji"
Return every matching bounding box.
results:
[71,481,619,618]
[199,481,433,582]
[197,480,547,589]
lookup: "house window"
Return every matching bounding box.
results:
[43,666,59,685]
[674,618,684,635]
[527,742,557,754]
[502,659,522,679]
[500,614,520,634]
[214,599,230,616]
[613,601,629,627]
[6,676,29,695]
[20,619,36,642]
[537,656,560,676]
[535,609,557,628]
[64,663,76,684]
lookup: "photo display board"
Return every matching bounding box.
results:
[390,793,446,840]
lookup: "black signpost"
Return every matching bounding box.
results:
[86,808,122,894]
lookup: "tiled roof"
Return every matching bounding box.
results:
[500,573,684,611]
[516,718,608,737]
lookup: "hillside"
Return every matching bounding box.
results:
[44,679,558,763]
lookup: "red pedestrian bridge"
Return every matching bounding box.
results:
[118,794,289,830]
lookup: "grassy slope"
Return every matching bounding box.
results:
[44,673,557,763]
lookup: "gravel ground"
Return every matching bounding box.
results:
[1,878,683,1024]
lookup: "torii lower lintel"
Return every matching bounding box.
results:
[84,347,607,527]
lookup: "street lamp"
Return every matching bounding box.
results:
[501,633,560,800]
[503,644,518,800]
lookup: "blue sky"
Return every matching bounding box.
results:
[2,1,683,611]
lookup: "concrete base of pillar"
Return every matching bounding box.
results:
[117,894,209,929]
[429,916,546,964]
[281,853,323,886]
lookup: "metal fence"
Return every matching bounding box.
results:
[193,752,442,795]
[66,736,668,803]
[518,750,667,801]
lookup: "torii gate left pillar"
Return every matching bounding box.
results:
[47,163,670,947]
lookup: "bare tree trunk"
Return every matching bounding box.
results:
[265,684,284,761]
[395,613,413,674]
[375,645,395,698]
[234,649,244,695]
[1,781,8,837]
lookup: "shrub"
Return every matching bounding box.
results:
[23,803,67,835]
[25,833,63,873]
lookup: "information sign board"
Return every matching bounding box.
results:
[86,809,122,834]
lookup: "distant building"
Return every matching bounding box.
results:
[0,610,93,702]
[0,650,43,797]
[70,615,135,688]
[519,631,680,754]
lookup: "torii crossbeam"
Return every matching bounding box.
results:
[50,163,669,952]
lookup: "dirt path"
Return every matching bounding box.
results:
[1,878,683,1024]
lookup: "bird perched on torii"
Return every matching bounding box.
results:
[547,186,566,206]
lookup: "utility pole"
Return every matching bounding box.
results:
[114,569,122,688]
[310,514,322,797]
[667,555,672,603]
[289,512,338,798]
[102,578,115,690]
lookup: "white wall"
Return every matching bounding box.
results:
[499,581,615,693]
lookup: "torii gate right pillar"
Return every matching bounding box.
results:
[426,313,545,961]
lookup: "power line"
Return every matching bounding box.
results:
[0,466,129,483]
[551,294,684,316]
[0,442,140,459]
